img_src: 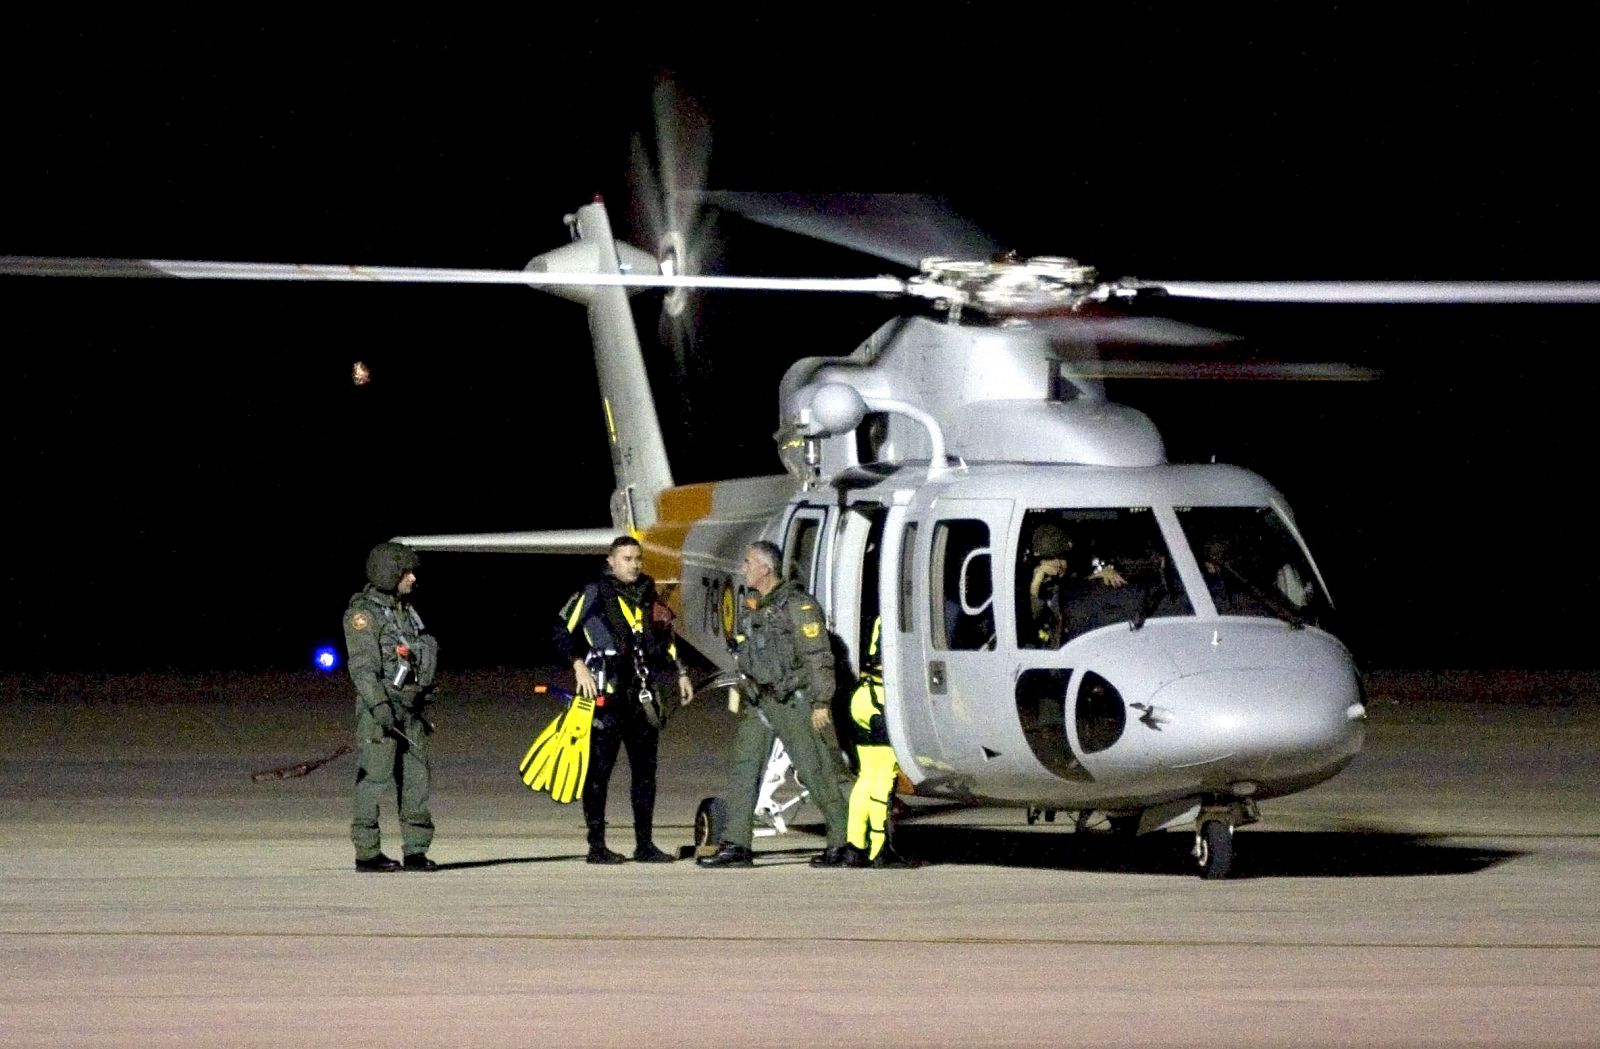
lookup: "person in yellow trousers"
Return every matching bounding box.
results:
[845,617,917,868]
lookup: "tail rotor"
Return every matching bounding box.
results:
[629,77,720,371]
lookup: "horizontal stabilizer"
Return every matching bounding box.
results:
[390,528,617,555]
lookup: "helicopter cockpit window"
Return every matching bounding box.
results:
[1017,508,1191,649]
[930,519,996,651]
[1175,507,1333,629]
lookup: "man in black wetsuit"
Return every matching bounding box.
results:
[554,535,694,864]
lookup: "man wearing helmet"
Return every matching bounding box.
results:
[344,541,441,872]
[1025,522,1127,649]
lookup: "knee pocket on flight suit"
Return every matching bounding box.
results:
[356,739,397,785]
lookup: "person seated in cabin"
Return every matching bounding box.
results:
[1023,522,1127,649]
[1199,536,1304,619]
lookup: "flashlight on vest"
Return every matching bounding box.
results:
[392,644,412,687]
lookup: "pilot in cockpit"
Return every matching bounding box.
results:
[1024,522,1127,648]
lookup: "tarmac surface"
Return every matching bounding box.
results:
[1,668,1597,1047]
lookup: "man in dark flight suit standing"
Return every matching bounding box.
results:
[345,541,441,872]
[698,540,851,868]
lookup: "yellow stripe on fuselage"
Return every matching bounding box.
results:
[638,482,717,618]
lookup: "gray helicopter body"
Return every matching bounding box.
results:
[660,308,1363,837]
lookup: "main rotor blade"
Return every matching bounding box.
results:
[1084,360,1382,381]
[0,255,906,294]
[706,192,1004,269]
[1129,279,1600,304]
[1033,314,1238,347]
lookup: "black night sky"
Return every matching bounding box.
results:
[5,10,1599,673]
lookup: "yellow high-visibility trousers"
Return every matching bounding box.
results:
[847,743,898,860]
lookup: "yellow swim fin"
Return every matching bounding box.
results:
[548,695,595,804]
[519,709,566,793]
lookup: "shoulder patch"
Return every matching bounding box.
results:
[801,621,822,639]
[800,603,815,611]
[349,611,370,632]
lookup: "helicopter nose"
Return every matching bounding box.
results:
[1145,663,1365,786]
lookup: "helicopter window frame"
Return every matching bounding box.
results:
[784,507,828,596]
[930,518,996,652]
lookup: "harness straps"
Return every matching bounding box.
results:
[616,595,646,634]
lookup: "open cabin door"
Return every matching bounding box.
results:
[781,504,830,604]
[879,496,1014,789]
[829,503,886,680]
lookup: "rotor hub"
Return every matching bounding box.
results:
[657,229,689,318]
[908,255,1105,315]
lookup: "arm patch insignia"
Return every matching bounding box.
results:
[350,612,370,631]
[801,621,822,639]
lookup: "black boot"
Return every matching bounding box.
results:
[809,845,851,868]
[355,854,402,873]
[634,842,675,863]
[587,846,627,865]
[872,847,921,869]
[696,841,754,868]
[838,844,871,867]
[402,853,439,872]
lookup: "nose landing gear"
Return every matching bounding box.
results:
[1192,797,1259,880]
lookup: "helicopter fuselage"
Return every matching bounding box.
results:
[644,458,1365,827]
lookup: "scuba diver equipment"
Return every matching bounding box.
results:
[518,656,609,804]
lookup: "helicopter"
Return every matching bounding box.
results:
[9,189,1600,879]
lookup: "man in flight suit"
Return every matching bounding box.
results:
[698,540,852,868]
[344,541,441,872]
[554,535,694,864]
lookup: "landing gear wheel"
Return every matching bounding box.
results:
[1196,819,1234,880]
[694,797,728,849]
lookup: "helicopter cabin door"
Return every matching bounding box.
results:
[880,497,1014,785]
[781,505,830,606]
[828,504,886,680]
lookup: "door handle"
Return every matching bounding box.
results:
[927,660,947,695]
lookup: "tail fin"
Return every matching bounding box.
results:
[526,199,673,530]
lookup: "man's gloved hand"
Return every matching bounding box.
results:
[370,699,397,731]
[811,707,832,734]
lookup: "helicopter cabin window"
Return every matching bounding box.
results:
[930,519,995,651]
[898,522,918,634]
[1013,669,1091,781]
[784,511,825,593]
[1174,507,1334,629]
[1016,508,1191,649]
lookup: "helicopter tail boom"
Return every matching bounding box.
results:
[525,200,675,531]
